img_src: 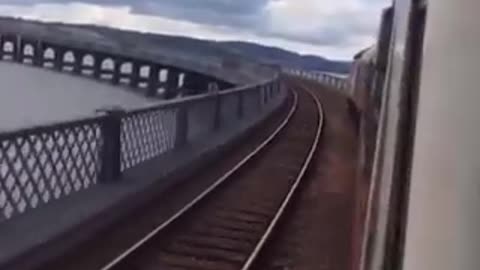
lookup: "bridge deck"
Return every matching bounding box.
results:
[0,18,359,269]
[14,79,359,270]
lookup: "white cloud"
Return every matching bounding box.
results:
[0,0,390,60]
[265,0,386,46]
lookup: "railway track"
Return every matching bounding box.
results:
[85,85,323,270]
[98,86,324,270]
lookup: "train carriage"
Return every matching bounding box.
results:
[350,0,480,270]
[347,0,423,269]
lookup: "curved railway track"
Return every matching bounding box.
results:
[76,85,323,270]
[98,86,324,270]
[39,85,323,270]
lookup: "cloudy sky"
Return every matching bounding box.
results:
[0,0,390,60]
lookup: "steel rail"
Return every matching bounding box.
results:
[240,82,324,270]
[100,88,299,270]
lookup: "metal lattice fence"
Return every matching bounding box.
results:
[121,107,177,171]
[0,118,104,221]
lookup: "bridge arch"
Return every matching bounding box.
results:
[82,54,95,67]
[43,47,55,60]
[137,65,150,88]
[63,51,75,63]
[120,62,132,74]
[140,65,150,78]
[81,54,95,76]
[3,41,14,59]
[155,69,169,96]
[22,43,35,64]
[101,58,114,70]
[179,72,186,88]
[62,51,75,72]
[119,62,133,84]
[43,47,55,68]
[22,43,34,56]
[159,69,168,82]
[100,58,114,80]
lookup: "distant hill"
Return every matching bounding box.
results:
[70,24,352,74]
[218,41,352,74]
[1,16,351,75]
[90,28,352,74]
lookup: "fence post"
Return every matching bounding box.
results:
[0,35,4,60]
[267,84,272,104]
[54,47,64,71]
[175,104,189,148]
[262,85,267,105]
[130,63,140,88]
[257,85,263,112]
[272,82,277,100]
[165,69,180,99]
[112,59,121,85]
[73,52,83,74]
[14,36,21,63]
[237,91,244,119]
[207,82,223,129]
[34,41,43,67]
[276,79,281,96]
[98,107,125,182]
[93,56,102,79]
[147,65,161,97]
[213,92,222,131]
